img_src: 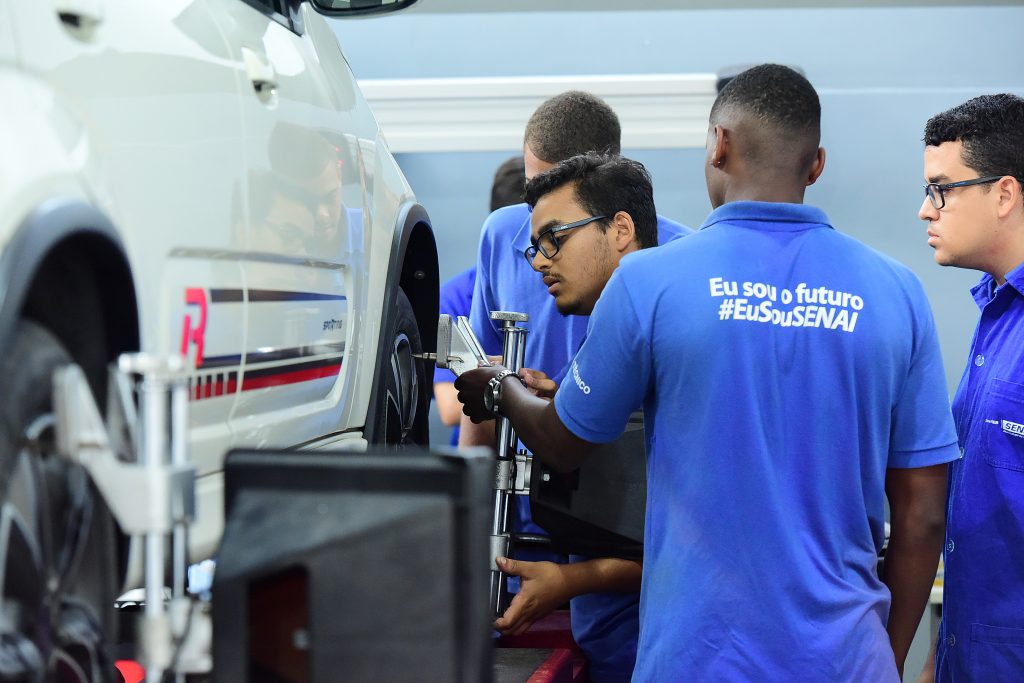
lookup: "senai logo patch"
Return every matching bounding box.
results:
[1002,420,1024,439]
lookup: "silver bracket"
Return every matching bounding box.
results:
[423,314,491,377]
[514,451,532,496]
[53,364,195,534]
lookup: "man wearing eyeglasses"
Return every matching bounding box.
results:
[461,91,689,683]
[918,94,1024,683]
[458,64,957,680]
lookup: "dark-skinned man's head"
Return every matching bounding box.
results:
[705,64,824,209]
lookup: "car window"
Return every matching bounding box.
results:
[238,0,293,24]
[239,0,302,33]
[241,0,283,13]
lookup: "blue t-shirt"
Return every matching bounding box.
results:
[470,202,690,682]
[554,201,960,681]
[434,266,476,446]
[936,262,1024,682]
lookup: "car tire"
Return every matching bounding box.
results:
[0,319,120,683]
[372,289,430,447]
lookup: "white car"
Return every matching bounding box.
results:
[0,0,436,679]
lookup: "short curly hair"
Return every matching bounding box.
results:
[710,64,820,171]
[924,94,1024,182]
[524,91,621,164]
[711,64,819,133]
[524,152,657,250]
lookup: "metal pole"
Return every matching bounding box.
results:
[489,312,528,619]
[138,368,168,683]
[170,372,188,683]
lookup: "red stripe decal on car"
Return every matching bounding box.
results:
[240,363,341,391]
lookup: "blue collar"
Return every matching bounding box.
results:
[510,203,534,252]
[970,260,1024,309]
[699,201,833,232]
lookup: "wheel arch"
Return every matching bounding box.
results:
[0,198,141,396]
[364,201,439,443]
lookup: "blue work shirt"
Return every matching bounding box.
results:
[470,202,690,683]
[937,262,1024,682]
[554,201,959,681]
[434,266,476,446]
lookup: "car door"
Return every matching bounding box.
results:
[9,0,248,478]
[210,0,371,448]
[0,3,14,63]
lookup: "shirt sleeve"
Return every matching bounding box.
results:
[554,268,651,443]
[888,274,961,468]
[469,215,506,357]
[655,215,693,246]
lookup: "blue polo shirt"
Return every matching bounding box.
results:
[554,201,959,681]
[434,266,476,446]
[937,262,1024,682]
[471,202,690,683]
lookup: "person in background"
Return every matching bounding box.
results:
[461,90,690,683]
[917,93,1024,683]
[433,156,526,445]
[492,151,672,648]
[457,64,956,681]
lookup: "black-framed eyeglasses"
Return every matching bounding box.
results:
[924,175,1005,210]
[523,215,607,265]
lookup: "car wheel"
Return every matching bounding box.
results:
[373,289,429,447]
[0,320,120,683]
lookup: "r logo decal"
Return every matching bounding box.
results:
[181,288,208,367]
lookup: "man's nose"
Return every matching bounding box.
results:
[530,251,550,273]
[918,195,938,222]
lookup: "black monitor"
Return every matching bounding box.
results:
[212,448,493,683]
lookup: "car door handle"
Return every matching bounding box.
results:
[241,47,277,97]
[55,0,104,29]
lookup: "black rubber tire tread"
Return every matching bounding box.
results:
[371,289,430,446]
[0,319,119,683]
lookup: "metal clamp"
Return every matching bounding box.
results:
[415,315,491,377]
[514,451,532,496]
[53,352,207,682]
[54,364,195,534]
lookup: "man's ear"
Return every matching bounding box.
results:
[612,211,637,253]
[996,175,1024,220]
[711,125,728,169]
[806,147,826,186]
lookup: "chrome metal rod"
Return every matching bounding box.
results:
[140,376,167,619]
[171,378,188,599]
[170,376,188,683]
[489,316,528,618]
[495,325,527,461]
[139,373,168,683]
